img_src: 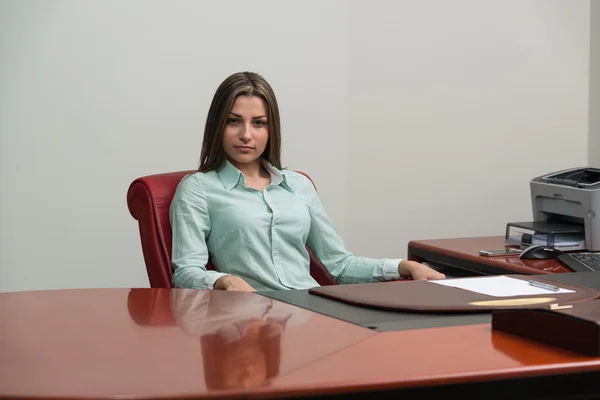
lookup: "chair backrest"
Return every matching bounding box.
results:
[127,170,336,288]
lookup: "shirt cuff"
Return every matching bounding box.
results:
[382,258,403,280]
[204,272,231,289]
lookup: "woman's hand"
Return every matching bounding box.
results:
[398,260,446,280]
[214,275,256,292]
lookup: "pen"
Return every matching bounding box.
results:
[529,280,560,292]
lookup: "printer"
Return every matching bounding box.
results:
[525,167,600,251]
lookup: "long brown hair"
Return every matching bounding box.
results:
[198,72,282,172]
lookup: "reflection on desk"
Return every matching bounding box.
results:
[170,289,311,390]
[0,288,374,399]
[126,288,373,393]
[1,286,600,399]
[256,323,600,399]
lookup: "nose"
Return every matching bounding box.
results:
[239,123,251,142]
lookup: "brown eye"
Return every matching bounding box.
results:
[252,120,267,127]
[227,118,241,125]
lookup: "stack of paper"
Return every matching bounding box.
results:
[430,276,574,297]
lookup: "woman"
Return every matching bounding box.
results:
[170,71,444,292]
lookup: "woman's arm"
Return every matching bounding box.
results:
[302,176,444,283]
[170,174,230,289]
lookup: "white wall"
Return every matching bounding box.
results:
[0,0,591,292]
[0,0,348,292]
[345,0,590,258]
[590,0,600,167]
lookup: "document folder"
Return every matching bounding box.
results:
[492,299,600,356]
[308,275,598,313]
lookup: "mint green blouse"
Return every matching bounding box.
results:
[169,160,402,291]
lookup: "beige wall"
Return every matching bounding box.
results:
[0,0,349,291]
[345,0,590,258]
[590,0,600,167]
[0,0,592,291]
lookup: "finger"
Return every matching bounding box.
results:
[430,272,445,280]
[226,286,253,292]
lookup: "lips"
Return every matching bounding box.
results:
[234,146,254,153]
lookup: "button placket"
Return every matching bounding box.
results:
[265,190,283,283]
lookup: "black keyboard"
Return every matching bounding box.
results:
[557,252,600,272]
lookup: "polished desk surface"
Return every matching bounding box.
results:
[408,235,571,275]
[0,289,373,399]
[263,271,600,332]
[2,284,600,399]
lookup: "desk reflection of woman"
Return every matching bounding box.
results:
[171,289,311,390]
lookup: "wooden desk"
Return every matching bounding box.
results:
[1,287,600,399]
[253,323,600,399]
[407,235,571,275]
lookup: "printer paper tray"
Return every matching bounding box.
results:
[505,221,586,251]
[505,236,586,251]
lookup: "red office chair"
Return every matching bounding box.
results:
[127,288,176,326]
[127,170,336,288]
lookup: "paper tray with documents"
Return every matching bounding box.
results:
[505,221,586,251]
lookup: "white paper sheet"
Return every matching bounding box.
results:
[429,276,575,297]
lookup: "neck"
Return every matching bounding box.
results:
[231,159,263,179]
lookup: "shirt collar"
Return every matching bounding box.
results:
[217,159,292,192]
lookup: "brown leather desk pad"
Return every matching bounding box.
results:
[308,275,600,313]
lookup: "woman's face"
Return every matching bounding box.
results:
[222,95,269,169]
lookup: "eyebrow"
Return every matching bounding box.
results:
[228,112,267,119]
